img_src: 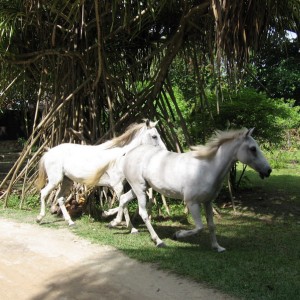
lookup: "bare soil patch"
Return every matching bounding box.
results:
[0,218,235,300]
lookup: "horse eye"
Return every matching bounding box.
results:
[250,146,256,153]
[152,135,158,139]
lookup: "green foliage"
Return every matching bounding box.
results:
[4,194,39,209]
[210,88,300,145]
[267,148,300,170]
[4,194,20,208]
[247,31,300,104]
[0,0,25,47]
[165,85,300,147]
[24,195,39,209]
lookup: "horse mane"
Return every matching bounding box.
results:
[104,122,145,149]
[191,128,247,159]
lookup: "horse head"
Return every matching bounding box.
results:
[141,119,167,149]
[237,128,272,179]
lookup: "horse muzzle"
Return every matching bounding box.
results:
[259,168,272,179]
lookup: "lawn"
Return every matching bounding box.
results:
[0,150,299,300]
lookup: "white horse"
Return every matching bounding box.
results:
[35,120,166,226]
[110,128,272,251]
[98,124,166,231]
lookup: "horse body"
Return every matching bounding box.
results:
[112,128,271,251]
[97,157,125,196]
[41,144,123,185]
[36,120,166,226]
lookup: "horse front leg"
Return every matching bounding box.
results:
[173,201,204,239]
[137,192,165,247]
[109,189,138,233]
[123,205,138,234]
[204,201,226,252]
[104,204,137,234]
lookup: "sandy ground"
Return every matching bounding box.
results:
[0,218,235,300]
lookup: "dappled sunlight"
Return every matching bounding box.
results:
[117,213,299,299]
[231,167,299,220]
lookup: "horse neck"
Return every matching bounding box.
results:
[124,128,146,150]
[209,138,242,182]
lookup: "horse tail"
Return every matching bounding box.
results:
[84,161,113,187]
[35,155,47,190]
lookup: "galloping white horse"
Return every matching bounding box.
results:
[35,120,166,226]
[110,128,272,251]
[98,123,166,231]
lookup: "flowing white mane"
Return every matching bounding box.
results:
[103,120,158,149]
[103,123,145,149]
[191,129,247,158]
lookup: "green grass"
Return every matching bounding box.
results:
[0,150,299,300]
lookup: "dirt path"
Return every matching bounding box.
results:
[0,219,235,300]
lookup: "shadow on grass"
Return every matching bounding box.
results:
[221,173,300,220]
[109,220,299,300]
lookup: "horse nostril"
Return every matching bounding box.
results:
[266,168,272,177]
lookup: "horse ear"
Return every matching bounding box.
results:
[150,120,159,127]
[246,128,255,137]
[144,119,158,128]
[144,119,150,128]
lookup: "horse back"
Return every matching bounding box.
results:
[123,145,199,199]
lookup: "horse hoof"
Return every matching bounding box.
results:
[36,216,42,224]
[217,247,226,253]
[213,245,226,252]
[107,223,115,229]
[172,233,178,240]
[102,211,109,217]
[156,241,166,248]
[69,222,76,227]
[130,228,139,234]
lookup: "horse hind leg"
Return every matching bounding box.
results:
[57,177,75,226]
[102,182,123,217]
[36,182,57,223]
[102,207,119,217]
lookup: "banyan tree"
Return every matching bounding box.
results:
[0,0,299,206]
